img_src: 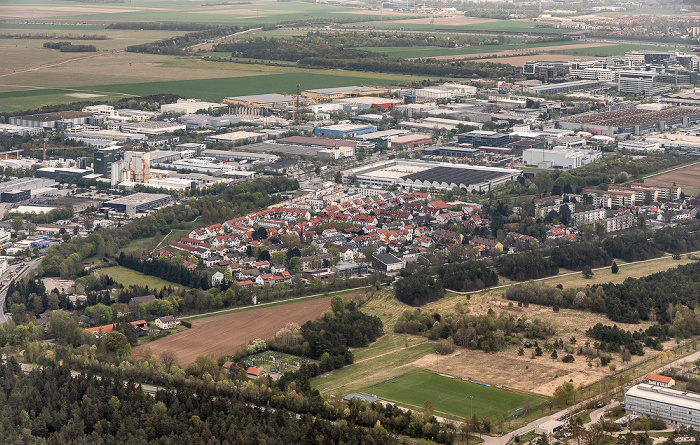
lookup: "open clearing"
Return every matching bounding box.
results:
[135,296,334,366]
[334,255,697,397]
[358,369,544,421]
[97,266,179,290]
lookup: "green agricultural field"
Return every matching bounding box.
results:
[0,0,368,26]
[549,43,679,57]
[0,69,425,112]
[345,19,571,34]
[97,266,180,290]
[356,40,584,58]
[358,369,545,420]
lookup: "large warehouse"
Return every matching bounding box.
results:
[342,160,521,192]
[624,384,700,429]
[104,193,172,215]
[558,107,700,136]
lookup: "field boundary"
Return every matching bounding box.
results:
[180,286,370,320]
[642,160,700,180]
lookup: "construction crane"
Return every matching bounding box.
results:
[35,143,90,167]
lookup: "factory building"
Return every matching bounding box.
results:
[456,130,510,147]
[522,79,602,95]
[160,99,227,114]
[301,86,384,100]
[9,111,92,129]
[523,148,602,169]
[558,107,700,136]
[200,149,278,164]
[624,383,700,429]
[204,131,267,144]
[314,124,377,137]
[343,160,521,192]
[104,193,172,215]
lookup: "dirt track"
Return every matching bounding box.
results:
[135,297,333,366]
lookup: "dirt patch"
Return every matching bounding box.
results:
[41,278,74,294]
[651,164,700,188]
[135,297,333,367]
[66,93,105,98]
[409,294,663,396]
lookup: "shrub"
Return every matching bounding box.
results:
[562,354,575,363]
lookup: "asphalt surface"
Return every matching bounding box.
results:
[0,258,42,324]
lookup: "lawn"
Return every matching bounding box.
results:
[358,369,545,421]
[97,266,180,290]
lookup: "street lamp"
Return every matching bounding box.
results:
[470,395,473,419]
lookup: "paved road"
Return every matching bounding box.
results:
[0,258,42,324]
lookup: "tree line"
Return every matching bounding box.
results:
[505,262,700,326]
[0,360,411,444]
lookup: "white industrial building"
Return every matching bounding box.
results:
[523,148,602,169]
[617,140,664,152]
[624,383,700,429]
[160,99,227,114]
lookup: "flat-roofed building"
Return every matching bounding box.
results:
[10,111,92,129]
[457,130,509,147]
[104,193,172,214]
[302,86,384,100]
[315,124,377,137]
[200,149,277,163]
[624,383,700,428]
[204,131,267,144]
[160,99,227,114]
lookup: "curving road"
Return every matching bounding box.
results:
[0,258,42,325]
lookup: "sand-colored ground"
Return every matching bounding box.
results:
[408,292,661,396]
[135,297,333,367]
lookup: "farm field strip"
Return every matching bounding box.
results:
[135,295,337,366]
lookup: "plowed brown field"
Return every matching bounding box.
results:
[135,297,333,366]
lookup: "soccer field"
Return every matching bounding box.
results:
[360,369,545,420]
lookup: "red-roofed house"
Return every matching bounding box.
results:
[428,200,449,210]
[646,373,675,388]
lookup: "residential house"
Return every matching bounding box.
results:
[155,315,181,330]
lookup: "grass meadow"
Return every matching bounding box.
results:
[97,266,179,290]
[359,369,545,420]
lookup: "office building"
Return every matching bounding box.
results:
[93,146,125,176]
[456,130,509,147]
[625,384,700,429]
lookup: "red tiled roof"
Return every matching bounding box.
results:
[646,373,673,384]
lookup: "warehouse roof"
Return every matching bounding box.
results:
[277,136,357,148]
[13,111,92,122]
[404,166,510,186]
[560,107,700,128]
[105,192,171,206]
